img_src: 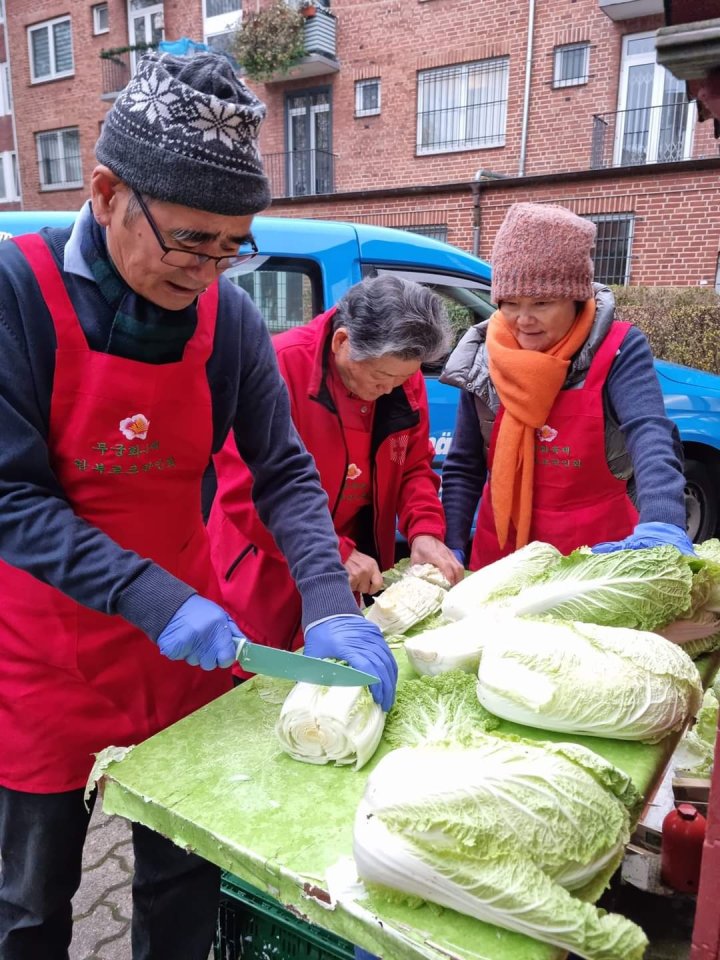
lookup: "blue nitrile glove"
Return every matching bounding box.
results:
[450,547,466,566]
[157,595,239,670]
[591,521,696,557]
[354,949,380,960]
[303,614,398,712]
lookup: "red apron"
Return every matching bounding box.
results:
[470,322,638,570]
[0,235,230,793]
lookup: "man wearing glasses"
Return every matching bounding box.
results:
[0,51,396,960]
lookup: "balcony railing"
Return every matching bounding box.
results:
[100,44,156,98]
[591,101,699,168]
[264,149,336,198]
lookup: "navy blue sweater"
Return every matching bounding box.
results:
[0,220,357,640]
[441,325,687,552]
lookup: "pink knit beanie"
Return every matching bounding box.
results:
[490,203,596,303]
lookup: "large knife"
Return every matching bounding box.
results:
[234,636,379,687]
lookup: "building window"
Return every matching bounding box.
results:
[404,224,448,242]
[0,152,19,201]
[417,58,509,154]
[585,213,635,285]
[28,16,74,83]
[616,32,694,165]
[36,128,82,190]
[204,0,241,53]
[0,0,4,24]
[92,3,109,35]
[0,63,11,116]
[355,79,380,117]
[284,89,333,197]
[553,42,589,88]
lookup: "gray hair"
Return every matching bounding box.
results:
[332,274,452,363]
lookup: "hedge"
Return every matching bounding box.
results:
[611,286,720,375]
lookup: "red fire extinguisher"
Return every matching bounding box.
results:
[661,802,707,893]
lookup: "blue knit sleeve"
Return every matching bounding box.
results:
[225,286,358,627]
[440,389,488,551]
[606,325,687,528]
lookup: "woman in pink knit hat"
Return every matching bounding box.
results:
[440,201,693,570]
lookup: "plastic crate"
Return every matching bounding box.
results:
[214,872,356,960]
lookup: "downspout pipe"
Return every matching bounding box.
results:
[471,168,508,258]
[518,0,537,178]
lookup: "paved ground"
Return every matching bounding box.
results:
[70,808,133,960]
[72,807,694,960]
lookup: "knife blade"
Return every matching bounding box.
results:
[234,637,379,687]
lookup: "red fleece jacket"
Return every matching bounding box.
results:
[207,308,444,654]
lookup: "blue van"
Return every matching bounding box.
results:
[2,210,720,541]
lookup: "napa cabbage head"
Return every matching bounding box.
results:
[275,682,384,770]
[674,686,718,778]
[476,616,703,742]
[495,546,694,632]
[441,541,562,621]
[353,736,647,960]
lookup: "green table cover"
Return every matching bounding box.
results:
[100,651,719,960]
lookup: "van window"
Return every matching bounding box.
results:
[226,257,322,334]
[365,265,494,374]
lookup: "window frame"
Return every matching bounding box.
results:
[92,3,109,35]
[35,127,83,191]
[553,42,590,89]
[0,62,11,116]
[416,57,510,156]
[203,0,241,50]
[28,15,74,84]
[0,151,19,202]
[584,212,635,286]
[355,78,381,118]
[615,30,695,166]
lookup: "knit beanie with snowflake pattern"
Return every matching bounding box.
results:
[490,202,596,303]
[96,51,271,215]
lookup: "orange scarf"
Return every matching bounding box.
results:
[486,300,596,548]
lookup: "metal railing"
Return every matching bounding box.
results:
[264,149,336,198]
[591,100,698,169]
[99,44,157,97]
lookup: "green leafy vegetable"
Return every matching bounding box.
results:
[442,540,562,621]
[674,686,718,778]
[499,546,694,632]
[366,576,446,635]
[384,670,499,748]
[353,737,648,960]
[477,616,703,742]
[275,682,384,770]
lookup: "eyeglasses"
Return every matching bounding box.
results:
[132,190,258,271]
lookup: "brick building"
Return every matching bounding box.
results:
[0,0,19,211]
[3,0,720,285]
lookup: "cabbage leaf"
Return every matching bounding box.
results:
[384,670,499,748]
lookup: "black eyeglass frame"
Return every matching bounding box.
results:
[132,190,259,271]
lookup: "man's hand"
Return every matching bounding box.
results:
[304,614,398,711]
[156,595,239,670]
[410,534,465,585]
[345,549,384,595]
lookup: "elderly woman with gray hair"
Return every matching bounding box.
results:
[207,274,464,680]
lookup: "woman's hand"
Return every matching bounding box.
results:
[344,549,384,595]
[410,534,465,585]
